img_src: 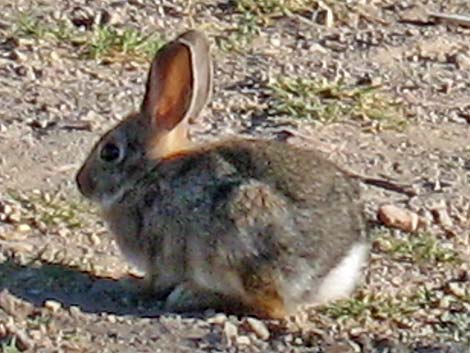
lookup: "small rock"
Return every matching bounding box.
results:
[44,300,62,313]
[89,233,101,246]
[207,313,227,325]
[308,43,328,53]
[50,50,61,63]
[0,202,12,216]
[377,205,423,233]
[236,335,251,345]
[104,10,123,26]
[29,330,42,341]
[57,228,70,237]
[438,296,452,309]
[399,6,429,25]
[223,321,238,345]
[17,38,35,46]
[446,282,466,298]
[16,224,31,232]
[454,53,470,70]
[323,8,334,28]
[269,35,281,47]
[246,317,270,340]
[10,50,28,62]
[69,306,82,317]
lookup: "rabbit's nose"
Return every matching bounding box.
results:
[76,165,94,197]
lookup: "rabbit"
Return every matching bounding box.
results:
[76,30,370,319]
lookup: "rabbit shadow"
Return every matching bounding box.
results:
[0,255,171,318]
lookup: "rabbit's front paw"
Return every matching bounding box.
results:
[164,282,234,314]
[164,282,195,311]
[164,281,216,313]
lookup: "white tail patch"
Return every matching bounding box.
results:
[315,242,369,304]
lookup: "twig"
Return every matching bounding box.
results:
[428,12,470,28]
[344,171,417,197]
[360,177,417,197]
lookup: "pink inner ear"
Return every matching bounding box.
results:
[149,43,193,131]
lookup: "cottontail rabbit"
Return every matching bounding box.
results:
[76,30,369,319]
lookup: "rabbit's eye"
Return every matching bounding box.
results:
[100,143,122,163]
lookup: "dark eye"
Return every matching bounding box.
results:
[100,143,122,163]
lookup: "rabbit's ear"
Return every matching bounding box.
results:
[141,30,212,132]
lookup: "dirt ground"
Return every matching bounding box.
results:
[0,1,469,352]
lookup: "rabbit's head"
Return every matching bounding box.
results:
[76,30,212,206]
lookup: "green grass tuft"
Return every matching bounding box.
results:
[375,231,461,265]
[13,12,164,63]
[15,13,74,42]
[321,285,469,342]
[322,291,421,323]
[84,26,164,62]
[267,76,407,129]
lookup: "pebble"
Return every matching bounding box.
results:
[7,212,21,223]
[89,232,101,246]
[438,296,451,309]
[11,50,28,62]
[455,53,470,70]
[446,282,466,298]
[269,35,281,47]
[223,321,238,344]
[0,203,12,216]
[207,313,227,325]
[44,300,62,313]
[236,335,251,345]
[16,224,31,232]
[69,306,82,318]
[246,317,270,340]
[50,50,61,63]
[377,204,423,233]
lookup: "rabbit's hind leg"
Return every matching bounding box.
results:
[241,274,288,319]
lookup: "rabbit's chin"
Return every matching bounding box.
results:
[96,188,126,211]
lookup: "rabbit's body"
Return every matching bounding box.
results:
[102,138,368,317]
[76,30,370,318]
